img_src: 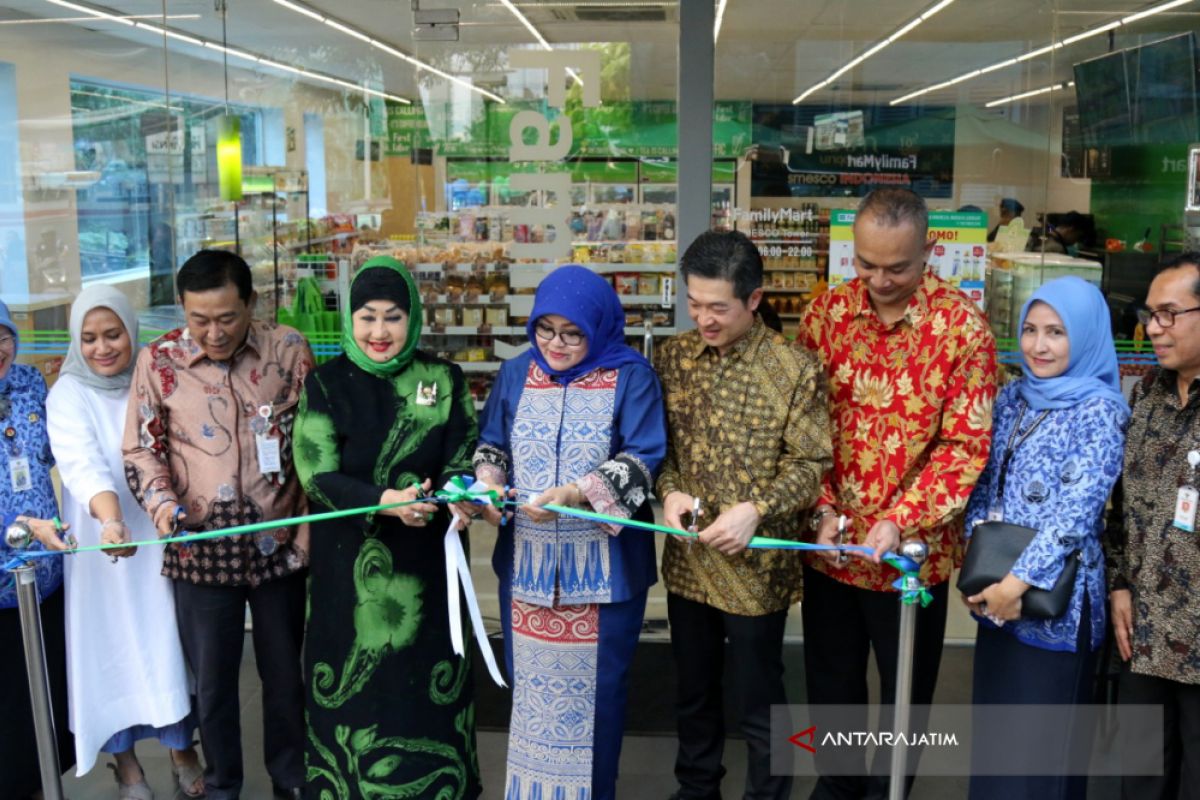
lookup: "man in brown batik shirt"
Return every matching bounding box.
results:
[1107,252,1200,800]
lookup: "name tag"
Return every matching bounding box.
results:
[9,456,31,493]
[256,434,282,475]
[1174,486,1198,532]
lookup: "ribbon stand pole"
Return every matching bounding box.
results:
[13,561,65,800]
[888,540,928,800]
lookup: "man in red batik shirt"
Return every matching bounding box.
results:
[796,188,998,800]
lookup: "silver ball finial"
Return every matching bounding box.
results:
[5,521,33,550]
[899,538,928,565]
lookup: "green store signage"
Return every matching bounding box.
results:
[384,100,751,159]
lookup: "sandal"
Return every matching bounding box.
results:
[107,762,154,800]
[170,753,206,799]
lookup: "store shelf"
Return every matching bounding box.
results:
[414,261,510,272]
[286,231,356,250]
[423,325,525,336]
[506,263,674,290]
[423,294,511,306]
[617,294,672,306]
[580,263,678,274]
[624,326,676,336]
[456,361,504,373]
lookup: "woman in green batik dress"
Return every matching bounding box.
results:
[295,257,482,800]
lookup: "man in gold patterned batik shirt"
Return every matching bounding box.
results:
[657,230,832,800]
[1107,254,1200,800]
[797,188,997,800]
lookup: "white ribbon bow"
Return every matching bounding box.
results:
[442,478,508,687]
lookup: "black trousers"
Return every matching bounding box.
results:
[800,564,949,800]
[1119,670,1200,800]
[174,572,306,800]
[0,587,73,798]
[667,591,792,800]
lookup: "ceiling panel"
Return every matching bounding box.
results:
[1,0,1198,107]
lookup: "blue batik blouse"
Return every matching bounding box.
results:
[964,381,1127,652]
[0,364,63,608]
[475,350,667,606]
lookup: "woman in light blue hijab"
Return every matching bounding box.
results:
[963,276,1130,800]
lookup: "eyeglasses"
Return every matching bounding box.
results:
[0,335,14,349]
[1136,305,1200,329]
[533,322,585,347]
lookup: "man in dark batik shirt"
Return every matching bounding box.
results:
[1107,252,1200,800]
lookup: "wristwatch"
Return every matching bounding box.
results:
[809,506,836,532]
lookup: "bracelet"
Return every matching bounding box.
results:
[809,506,837,532]
[151,497,174,512]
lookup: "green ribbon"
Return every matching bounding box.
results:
[541,502,924,583]
[7,498,429,562]
[900,587,934,607]
[435,476,501,507]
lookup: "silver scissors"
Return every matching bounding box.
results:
[834,514,850,565]
[170,507,191,549]
[686,497,701,545]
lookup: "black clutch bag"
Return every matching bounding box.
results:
[957,521,1079,619]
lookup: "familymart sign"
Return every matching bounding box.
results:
[506,48,601,261]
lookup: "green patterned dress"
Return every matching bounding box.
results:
[295,350,482,800]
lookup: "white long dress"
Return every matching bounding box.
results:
[46,374,192,775]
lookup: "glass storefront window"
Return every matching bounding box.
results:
[2,0,1200,703]
[70,80,263,290]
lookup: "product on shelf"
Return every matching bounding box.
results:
[614,273,640,295]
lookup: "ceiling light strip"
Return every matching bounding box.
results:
[1,13,198,24]
[42,0,412,103]
[890,0,1195,106]
[714,0,728,43]
[270,0,506,102]
[985,80,1074,108]
[45,0,131,25]
[792,0,956,105]
[510,1,676,6]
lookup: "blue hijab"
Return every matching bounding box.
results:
[526,265,651,383]
[1016,276,1128,413]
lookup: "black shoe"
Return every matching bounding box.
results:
[272,785,304,800]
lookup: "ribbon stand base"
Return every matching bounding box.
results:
[888,540,929,800]
[14,563,65,800]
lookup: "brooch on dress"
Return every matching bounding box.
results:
[415,381,437,406]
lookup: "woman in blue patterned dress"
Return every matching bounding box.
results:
[0,299,75,798]
[471,266,667,800]
[962,276,1129,799]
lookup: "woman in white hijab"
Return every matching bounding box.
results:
[46,286,204,798]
